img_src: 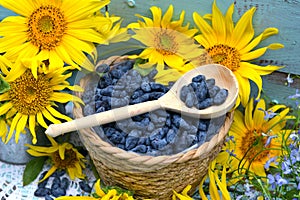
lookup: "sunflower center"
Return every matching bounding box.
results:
[240,130,269,162]
[8,70,52,115]
[52,149,77,169]
[207,44,240,71]
[154,30,178,55]
[27,5,67,50]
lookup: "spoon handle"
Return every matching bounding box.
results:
[46,99,162,137]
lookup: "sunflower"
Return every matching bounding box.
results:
[193,1,284,107]
[0,59,83,144]
[55,179,135,200]
[0,0,110,81]
[26,135,86,181]
[128,5,205,75]
[219,98,291,180]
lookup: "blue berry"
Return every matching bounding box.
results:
[51,187,66,197]
[110,69,124,79]
[34,188,51,197]
[197,131,207,144]
[141,82,151,92]
[131,144,147,153]
[192,75,205,82]
[213,89,228,105]
[96,64,110,73]
[109,132,125,144]
[151,138,167,150]
[125,136,139,150]
[180,85,190,101]
[61,177,70,190]
[185,92,196,108]
[166,129,176,143]
[100,85,114,96]
[195,98,213,109]
[45,195,54,200]
[208,85,220,98]
[198,121,208,131]
[131,89,144,99]
[79,181,92,193]
[205,78,215,89]
[195,81,208,101]
[52,177,61,185]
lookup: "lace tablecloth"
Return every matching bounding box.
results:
[0,160,96,200]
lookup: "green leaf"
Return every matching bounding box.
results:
[23,157,47,186]
[133,58,155,77]
[0,75,10,94]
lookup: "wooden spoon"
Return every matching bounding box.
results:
[46,64,238,137]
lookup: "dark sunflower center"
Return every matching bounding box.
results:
[27,5,67,50]
[52,149,77,169]
[240,130,269,162]
[8,70,52,115]
[207,44,240,71]
[154,30,178,55]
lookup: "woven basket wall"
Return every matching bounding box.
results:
[73,56,234,200]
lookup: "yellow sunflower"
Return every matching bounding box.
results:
[0,59,83,144]
[26,135,86,181]
[193,1,284,107]
[0,0,110,81]
[220,98,291,180]
[128,5,205,74]
[55,179,135,200]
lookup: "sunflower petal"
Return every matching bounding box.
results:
[230,7,255,50]
[234,72,251,107]
[212,0,226,43]
[253,99,266,127]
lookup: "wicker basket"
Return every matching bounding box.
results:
[74,56,234,199]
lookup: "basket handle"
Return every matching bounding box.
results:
[45,99,161,137]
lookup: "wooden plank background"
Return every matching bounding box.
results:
[0,0,299,106]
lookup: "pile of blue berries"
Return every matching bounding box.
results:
[82,60,226,156]
[34,170,93,200]
[180,74,228,109]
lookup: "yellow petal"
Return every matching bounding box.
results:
[253,99,266,128]
[193,12,216,46]
[15,114,28,143]
[234,72,251,107]
[161,5,173,28]
[36,112,48,129]
[39,166,57,182]
[150,6,162,27]
[230,7,255,50]
[41,109,61,124]
[46,106,72,122]
[238,62,263,99]
[224,4,234,43]
[241,47,268,61]
[199,175,209,200]
[239,33,263,55]
[0,102,13,116]
[212,0,226,43]
[5,113,22,143]
[241,62,282,76]
[28,115,37,144]
[0,0,34,16]
[261,27,279,40]
[59,144,66,160]
[244,98,254,130]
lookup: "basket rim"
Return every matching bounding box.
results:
[73,55,234,168]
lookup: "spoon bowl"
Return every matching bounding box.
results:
[46,64,238,137]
